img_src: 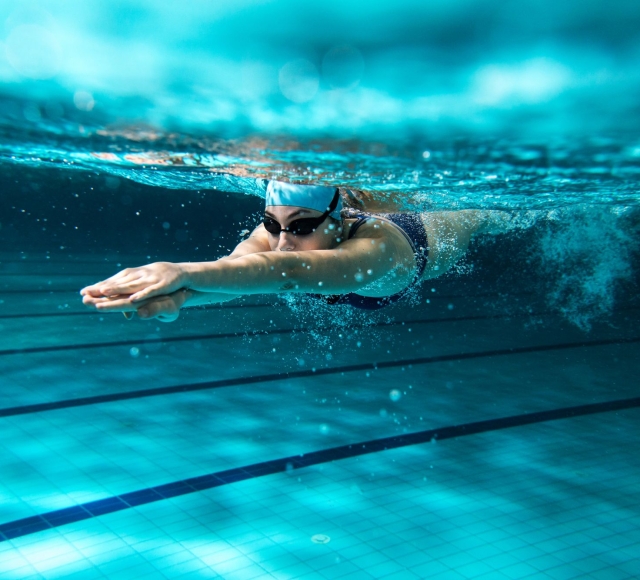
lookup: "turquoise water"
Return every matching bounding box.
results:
[1,1,640,579]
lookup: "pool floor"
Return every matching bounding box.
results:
[1,253,639,579]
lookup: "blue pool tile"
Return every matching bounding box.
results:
[1,520,51,540]
[185,475,225,490]
[0,515,47,534]
[83,497,128,516]
[213,469,250,484]
[152,480,195,499]
[544,563,589,579]
[409,559,453,576]
[453,560,495,577]
[120,488,164,506]
[41,506,90,527]
[500,561,548,578]
[588,568,635,580]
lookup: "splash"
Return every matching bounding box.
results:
[277,291,401,353]
[536,206,637,331]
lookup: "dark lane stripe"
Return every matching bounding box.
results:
[1,395,639,543]
[0,309,584,356]
[0,291,537,314]
[0,302,272,320]
[1,337,638,418]
[0,289,82,294]
[0,313,513,356]
[0,273,92,277]
[2,305,637,352]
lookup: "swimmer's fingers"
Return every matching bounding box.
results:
[129,283,170,303]
[95,272,148,297]
[81,269,142,297]
[82,292,136,309]
[80,282,117,297]
[82,293,117,308]
[99,280,148,297]
[84,290,184,323]
[90,295,151,312]
[80,286,102,298]
[102,263,185,299]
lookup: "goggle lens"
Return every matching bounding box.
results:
[262,216,322,236]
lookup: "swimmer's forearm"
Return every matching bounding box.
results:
[178,251,373,295]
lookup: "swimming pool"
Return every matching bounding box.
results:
[1,1,640,579]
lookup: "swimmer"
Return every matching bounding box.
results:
[80,181,515,321]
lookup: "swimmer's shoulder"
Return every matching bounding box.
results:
[225,224,271,258]
[344,215,408,244]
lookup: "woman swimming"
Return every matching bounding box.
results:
[80,181,513,321]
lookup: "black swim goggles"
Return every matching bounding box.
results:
[263,189,340,236]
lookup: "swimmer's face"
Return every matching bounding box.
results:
[264,206,342,252]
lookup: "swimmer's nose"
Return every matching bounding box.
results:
[276,231,296,252]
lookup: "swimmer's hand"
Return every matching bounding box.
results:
[82,289,188,323]
[80,262,188,302]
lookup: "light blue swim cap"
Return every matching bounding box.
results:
[265,181,342,219]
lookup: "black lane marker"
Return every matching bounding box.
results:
[0,302,639,324]
[0,273,92,277]
[0,314,503,355]
[0,309,568,357]
[1,395,639,543]
[1,336,638,418]
[0,289,83,294]
[0,303,273,319]
[0,287,535,304]
[0,312,100,319]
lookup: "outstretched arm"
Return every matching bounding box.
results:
[81,221,416,313]
[80,227,269,317]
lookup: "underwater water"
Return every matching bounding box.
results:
[1,1,640,579]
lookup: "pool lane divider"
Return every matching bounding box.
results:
[0,312,531,356]
[0,306,620,357]
[1,336,638,418]
[0,290,536,319]
[0,303,272,319]
[1,394,639,543]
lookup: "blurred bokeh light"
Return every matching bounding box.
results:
[0,0,639,137]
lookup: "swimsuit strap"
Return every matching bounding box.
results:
[347,212,428,278]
